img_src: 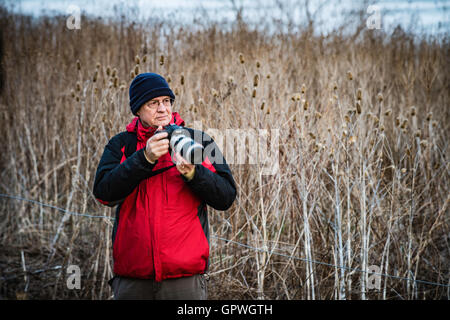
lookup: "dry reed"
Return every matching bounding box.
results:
[0,5,448,300]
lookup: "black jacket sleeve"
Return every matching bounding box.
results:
[183,131,237,211]
[93,133,156,205]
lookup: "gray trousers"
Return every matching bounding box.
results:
[110,274,208,300]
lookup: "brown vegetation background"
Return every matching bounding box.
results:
[0,4,449,299]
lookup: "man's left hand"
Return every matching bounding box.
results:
[175,153,195,180]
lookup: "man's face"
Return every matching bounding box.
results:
[136,96,172,128]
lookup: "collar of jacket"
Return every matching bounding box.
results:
[126,112,185,142]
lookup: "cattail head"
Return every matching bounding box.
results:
[211,88,219,98]
[130,71,135,79]
[180,74,185,86]
[93,70,98,82]
[414,129,421,138]
[112,68,117,78]
[356,100,362,114]
[167,75,172,83]
[301,83,306,94]
[410,106,416,117]
[113,77,119,88]
[134,65,140,75]
[315,111,322,119]
[400,119,408,129]
[347,70,353,80]
[256,61,261,68]
[302,99,308,111]
[142,55,147,63]
[384,109,392,116]
[426,112,432,121]
[135,55,140,65]
[313,143,320,153]
[159,55,165,66]
[253,74,259,87]
[266,74,271,79]
[239,53,245,64]
[76,59,81,71]
[260,100,265,110]
[308,132,316,140]
[373,116,380,126]
[70,89,75,98]
[76,82,81,92]
[106,66,111,76]
[357,88,362,100]
[333,83,338,91]
[252,88,256,98]
[377,92,383,102]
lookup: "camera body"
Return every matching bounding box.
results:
[158,124,205,165]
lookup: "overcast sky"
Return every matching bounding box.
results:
[5,0,450,36]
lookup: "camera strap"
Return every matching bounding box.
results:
[147,163,176,177]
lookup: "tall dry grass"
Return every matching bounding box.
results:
[0,6,448,299]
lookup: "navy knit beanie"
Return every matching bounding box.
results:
[129,73,175,115]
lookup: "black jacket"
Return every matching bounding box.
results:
[92,115,236,280]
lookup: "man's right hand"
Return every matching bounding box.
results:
[144,126,169,163]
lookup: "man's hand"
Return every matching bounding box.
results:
[144,126,169,163]
[175,152,195,180]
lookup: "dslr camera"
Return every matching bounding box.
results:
[157,124,205,165]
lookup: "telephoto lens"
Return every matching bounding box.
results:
[160,124,205,164]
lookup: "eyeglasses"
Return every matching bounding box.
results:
[145,98,173,110]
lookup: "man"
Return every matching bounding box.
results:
[93,73,236,299]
